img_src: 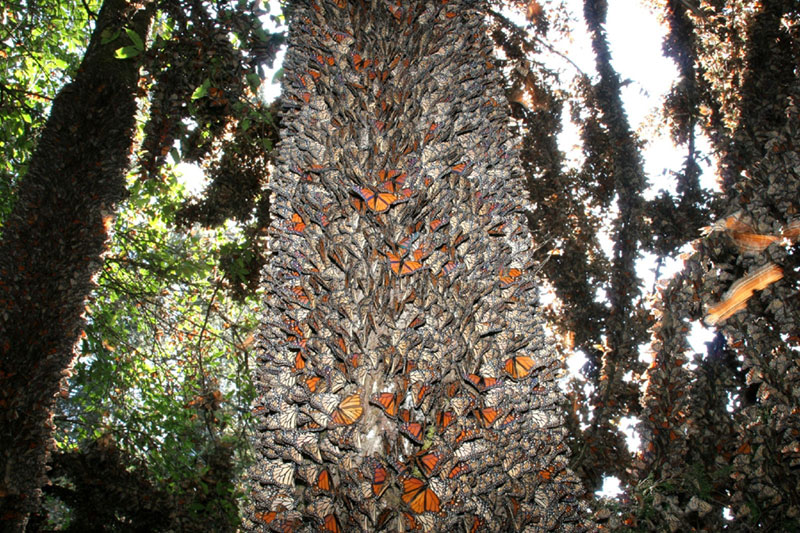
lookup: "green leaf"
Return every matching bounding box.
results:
[100,28,120,45]
[115,46,141,59]
[125,28,145,51]
[191,79,211,100]
[272,68,284,83]
[246,72,261,92]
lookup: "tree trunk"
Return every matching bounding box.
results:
[245,1,587,531]
[0,0,153,528]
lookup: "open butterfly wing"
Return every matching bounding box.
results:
[331,393,363,425]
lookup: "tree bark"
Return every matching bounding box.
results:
[244,1,587,530]
[0,0,153,528]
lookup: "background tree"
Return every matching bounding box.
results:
[0,0,155,525]
[0,0,280,528]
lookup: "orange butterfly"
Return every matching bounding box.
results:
[448,462,471,479]
[402,478,441,513]
[473,407,501,428]
[331,393,363,426]
[411,382,431,407]
[436,411,455,432]
[415,450,445,477]
[488,221,506,236]
[705,262,783,325]
[378,169,407,193]
[305,375,322,393]
[430,217,448,232]
[451,162,467,174]
[323,514,341,533]
[498,267,522,287]
[401,422,424,444]
[293,352,306,372]
[291,285,309,305]
[504,355,536,380]
[316,469,332,491]
[370,460,389,498]
[352,53,371,72]
[290,213,306,233]
[353,186,400,212]
[465,373,500,392]
[387,251,423,276]
[370,392,399,418]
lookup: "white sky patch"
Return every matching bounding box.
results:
[619,416,641,452]
[688,320,717,356]
[176,162,208,195]
[597,475,623,498]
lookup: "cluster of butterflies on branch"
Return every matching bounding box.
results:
[246,0,586,531]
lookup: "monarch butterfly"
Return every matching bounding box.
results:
[397,408,411,423]
[705,262,783,325]
[448,462,471,479]
[504,355,536,380]
[488,221,506,236]
[441,261,458,276]
[411,382,431,407]
[451,162,468,174]
[407,314,425,329]
[455,428,481,445]
[316,469,332,491]
[378,169,407,193]
[293,352,306,372]
[400,422,424,444]
[353,186,400,212]
[423,122,439,144]
[330,393,363,426]
[277,406,297,429]
[397,232,421,255]
[498,267,522,287]
[402,477,441,513]
[352,53,371,72]
[370,460,389,498]
[498,412,518,430]
[455,440,484,461]
[469,516,484,533]
[465,373,500,392]
[370,392,399,418]
[323,514,341,533]
[262,460,294,487]
[446,381,460,398]
[290,213,306,233]
[386,251,423,276]
[473,407,501,428]
[429,217,448,232]
[290,285,310,305]
[415,450,445,477]
[254,511,277,524]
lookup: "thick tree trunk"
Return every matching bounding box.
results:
[0,0,153,528]
[245,1,587,531]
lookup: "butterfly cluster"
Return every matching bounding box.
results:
[635,42,800,526]
[245,1,586,531]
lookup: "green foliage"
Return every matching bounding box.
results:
[0,0,101,223]
[55,165,260,507]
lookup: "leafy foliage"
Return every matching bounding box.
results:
[0,0,101,222]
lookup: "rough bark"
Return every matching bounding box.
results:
[0,0,153,528]
[244,1,588,531]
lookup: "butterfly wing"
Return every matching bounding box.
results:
[331,393,363,425]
